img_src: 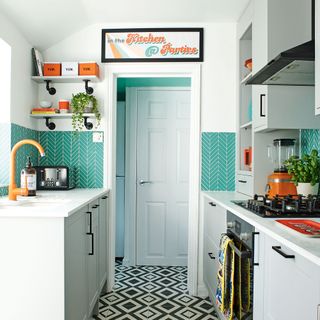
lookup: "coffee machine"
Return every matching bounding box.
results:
[266,139,297,197]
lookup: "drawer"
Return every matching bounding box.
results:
[203,235,219,302]
[204,198,226,248]
[236,173,253,196]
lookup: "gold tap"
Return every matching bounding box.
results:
[9,139,45,201]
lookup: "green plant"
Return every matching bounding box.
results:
[70,92,101,131]
[284,149,320,186]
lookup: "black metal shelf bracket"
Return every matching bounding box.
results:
[84,79,94,95]
[84,116,93,130]
[45,117,56,130]
[45,80,56,95]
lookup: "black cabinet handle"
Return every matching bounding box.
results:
[260,94,266,117]
[272,246,295,259]
[86,211,92,233]
[88,233,94,256]
[101,196,108,199]
[208,202,216,207]
[208,252,215,260]
[252,232,260,266]
[238,180,247,184]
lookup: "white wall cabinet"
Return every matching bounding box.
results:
[251,0,320,132]
[202,195,226,313]
[65,192,109,320]
[253,230,320,320]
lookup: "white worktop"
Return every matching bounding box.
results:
[203,191,320,266]
[0,188,110,218]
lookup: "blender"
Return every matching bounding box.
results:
[266,139,297,197]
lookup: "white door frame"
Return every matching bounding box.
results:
[125,86,191,267]
[105,63,201,296]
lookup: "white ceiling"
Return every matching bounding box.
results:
[0,0,250,49]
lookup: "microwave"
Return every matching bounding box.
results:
[35,166,76,190]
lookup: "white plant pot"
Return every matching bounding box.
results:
[84,101,93,113]
[296,183,319,196]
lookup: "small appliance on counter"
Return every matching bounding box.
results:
[233,194,320,218]
[266,139,297,197]
[35,166,75,190]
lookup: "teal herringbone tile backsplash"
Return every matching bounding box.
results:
[11,124,39,186]
[301,129,320,155]
[201,132,236,191]
[39,131,104,188]
[0,123,11,186]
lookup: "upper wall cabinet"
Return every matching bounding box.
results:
[252,0,320,132]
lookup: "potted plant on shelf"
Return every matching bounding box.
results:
[70,92,101,131]
[284,149,320,196]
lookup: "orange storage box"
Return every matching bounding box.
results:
[43,63,61,76]
[79,62,99,77]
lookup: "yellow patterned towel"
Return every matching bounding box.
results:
[216,235,235,320]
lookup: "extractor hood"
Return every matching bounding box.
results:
[246,0,315,86]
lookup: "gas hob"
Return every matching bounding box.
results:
[233,194,320,218]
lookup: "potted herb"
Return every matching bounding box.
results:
[284,149,320,196]
[70,92,101,131]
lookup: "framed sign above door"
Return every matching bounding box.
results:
[101,28,203,62]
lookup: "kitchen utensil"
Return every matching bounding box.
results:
[276,219,320,237]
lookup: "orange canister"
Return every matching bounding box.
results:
[59,100,69,113]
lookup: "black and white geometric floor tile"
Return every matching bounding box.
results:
[94,262,218,319]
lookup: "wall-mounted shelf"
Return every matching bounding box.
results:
[240,72,252,85]
[30,113,96,130]
[31,75,99,83]
[240,121,252,129]
[31,75,99,95]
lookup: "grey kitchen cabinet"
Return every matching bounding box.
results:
[65,206,89,320]
[254,231,320,320]
[99,195,108,292]
[87,199,100,316]
[65,192,109,320]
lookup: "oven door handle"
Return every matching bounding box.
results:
[252,232,260,266]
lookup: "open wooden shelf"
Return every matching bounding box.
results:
[31,75,99,83]
[30,113,95,119]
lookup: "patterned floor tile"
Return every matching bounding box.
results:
[95,262,218,319]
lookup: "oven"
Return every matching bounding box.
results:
[224,211,258,320]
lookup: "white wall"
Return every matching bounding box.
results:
[43,22,237,133]
[0,11,38,129]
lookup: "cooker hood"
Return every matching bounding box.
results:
[247,0,315,86]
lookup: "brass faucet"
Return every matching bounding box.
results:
[9,139,45,201]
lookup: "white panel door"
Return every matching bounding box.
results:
[137,89,190,266]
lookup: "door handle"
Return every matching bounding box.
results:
[139,180,152,185]
[208,252,215,260]
[272,246,295,259]
[260,94,266,117]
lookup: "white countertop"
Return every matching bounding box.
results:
[0,188,110,218]
[203,191,320,266]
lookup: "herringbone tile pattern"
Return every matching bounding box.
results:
[11,123,39,186]
[201,132,235,191]
[95,262,218,319]
[0,123,11,186]
[39,131,104,188]
[301,129,320,155]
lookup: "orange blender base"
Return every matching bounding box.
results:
[267,172,297,198]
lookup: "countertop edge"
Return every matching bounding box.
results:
[202,191,320,267]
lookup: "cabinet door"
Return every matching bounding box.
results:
[263,235,320,320]
[65,207,88,320]
[252,86,268,130]
[87,200,100,314]
[99,194,108,292]
[203,235,219,304]
[203,197,227,248]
